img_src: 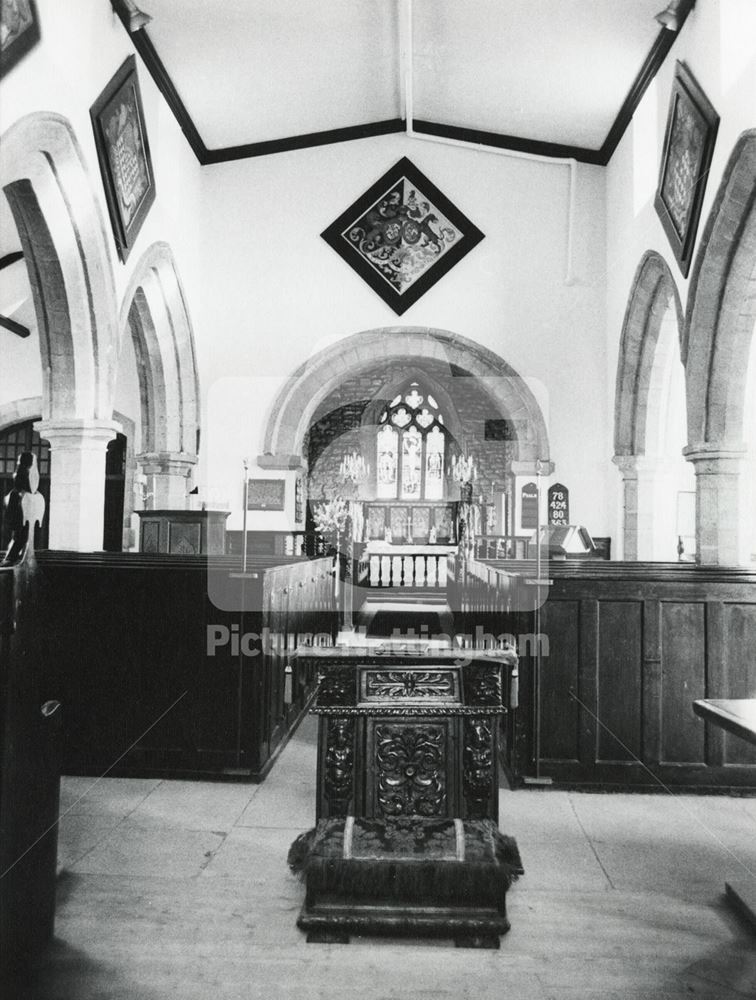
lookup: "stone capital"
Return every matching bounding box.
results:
[34,418,120,451]
[257,453,306,471]
[510,459,554,477]
[682,442,747,476]
[136,451,198,477]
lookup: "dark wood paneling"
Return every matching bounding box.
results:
[36,552,336,781]
[455,557,756,790]
[660,602,707,765]
[539,600,580,763]
[597,601,642,763]
[723,603,756,765]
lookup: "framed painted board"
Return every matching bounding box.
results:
[322,157,484,315]
[654,62,719,278]
[90,55,156,263]
[0,0,40,79]
[548,483,569,526]
[247,479,286,511]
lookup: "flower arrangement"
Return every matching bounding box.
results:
[312,497,350,538]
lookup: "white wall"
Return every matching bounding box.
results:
[198,135,608,533]
[605,0,756,545]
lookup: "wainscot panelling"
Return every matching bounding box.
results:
[454,559,756,790]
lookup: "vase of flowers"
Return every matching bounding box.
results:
[312,497,350,552]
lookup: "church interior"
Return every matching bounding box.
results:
[1,0,756,996]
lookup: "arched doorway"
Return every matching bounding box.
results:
[684,129,756,565]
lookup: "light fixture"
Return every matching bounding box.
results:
[654,0,689,32]
[112,0,152,33]
[338,451,368,486]
[449,453,477,486]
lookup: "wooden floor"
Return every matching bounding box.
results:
[15,715,756,1000]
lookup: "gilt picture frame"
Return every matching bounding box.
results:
[654,61,719,278]
[90,56,156,263]
[0,0,40,79]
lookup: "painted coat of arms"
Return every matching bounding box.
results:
[322,158,484,315]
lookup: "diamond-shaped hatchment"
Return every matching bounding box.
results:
[321,157,484,315]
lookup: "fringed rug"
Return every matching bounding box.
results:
[289,816,522,944]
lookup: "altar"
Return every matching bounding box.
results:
[289,645,522,947]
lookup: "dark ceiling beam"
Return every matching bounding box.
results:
[599,0,695,164]
[203,119,406,164]
[111,3,209,163]
[409,121,605,167]
[0,313,30,338]
[114,1,694,168]
[0,251,24,270]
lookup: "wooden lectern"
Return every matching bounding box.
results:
[289,645,522,947]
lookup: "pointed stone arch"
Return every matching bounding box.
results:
[118,242,201,506]
[683,129,756,564]
[262,328,550,467]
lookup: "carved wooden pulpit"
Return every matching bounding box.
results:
[289,645,522,948]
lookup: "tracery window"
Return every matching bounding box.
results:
[376,383,446,500]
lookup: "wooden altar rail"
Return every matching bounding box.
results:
[34,552,338,782]
[450,556,756,790]
[356,550,448,589]
[1,533,61,979]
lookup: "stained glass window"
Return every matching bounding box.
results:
[376,424,398,499]
[425,426,445,500]
[375,382,447,500]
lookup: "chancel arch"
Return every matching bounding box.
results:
[262,328,550,469]
[0,112,120,549]
[613,251,690,560]
[684,129,756,565]
[118,242,201,510]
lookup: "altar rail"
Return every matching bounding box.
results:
[357,549,448,589]
[35,552,337,781]
[452,555,756,790]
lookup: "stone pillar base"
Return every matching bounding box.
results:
[35,419,120,551]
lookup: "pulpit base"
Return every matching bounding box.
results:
[298,903,509,947]
[290,816,521,948]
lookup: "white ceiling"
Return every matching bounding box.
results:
[141,0,665,153]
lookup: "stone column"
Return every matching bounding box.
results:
[35,419,120,551]
[136,452,198,510]
[613,454,678,561]
[613,455,639,561]
[683,444,748,566]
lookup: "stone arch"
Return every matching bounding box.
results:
[1,113,120,550]
[685,130,756,446]
[683,129,756,565]
[0,396,43,433]
[262,328,550,466]
[613,251,690,559]
[118,242,201,506]
[614,251,684,458]
[0,112,118,421]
